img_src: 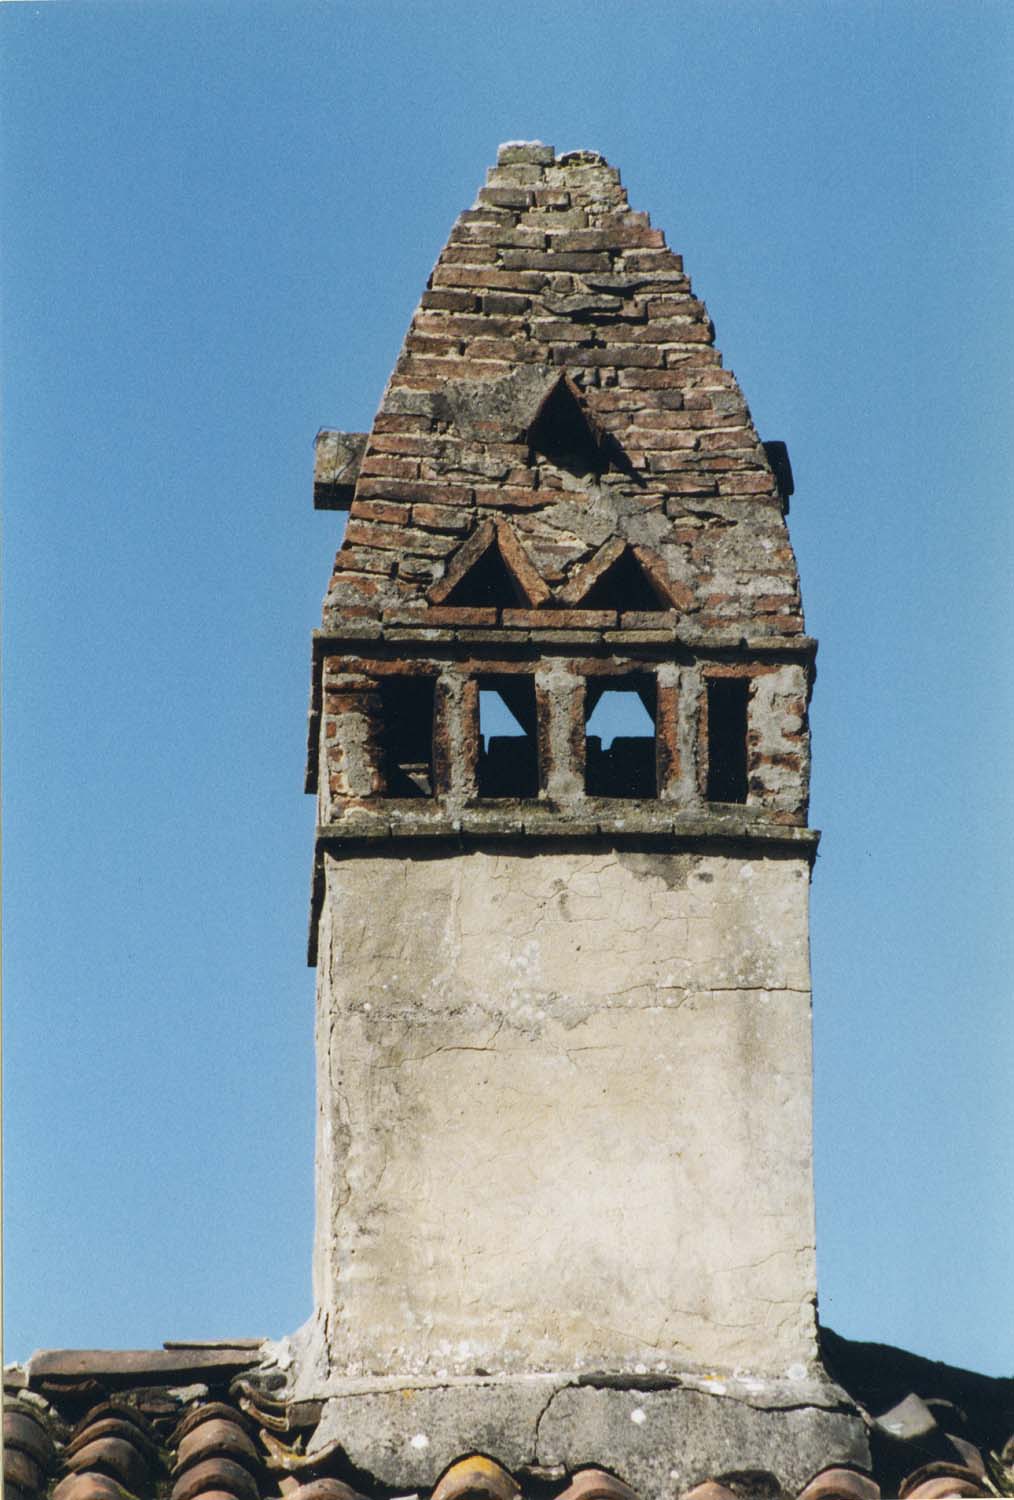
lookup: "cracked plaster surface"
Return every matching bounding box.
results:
[312,846,817,1379]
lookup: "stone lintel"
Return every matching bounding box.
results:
[27,1344,263,1383]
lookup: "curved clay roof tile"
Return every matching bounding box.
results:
[4,1447,46,1497]
[556,1468,641,1500]
[70,1403,157,1443]
[430,1454,521,1500]
[62,1437,149,1492]
[285,1482,368,1500]
[173,1401,258,1445]
[170,1455,261,1500]
[797,1469,881,1499]
[899,1463,988,1498]
[4,1405,56,1469]
[64,1418,160,1464]
[175,1418,262,1473]
[52,1474,140,1500]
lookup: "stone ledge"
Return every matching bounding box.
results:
[311,626,819,659]
[314,813,819,846]
[307,821,819,964]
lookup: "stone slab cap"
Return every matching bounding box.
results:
[27,1343,264,1384]
[314,430,368,510]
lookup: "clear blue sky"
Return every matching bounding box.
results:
[3,1,1012,1376]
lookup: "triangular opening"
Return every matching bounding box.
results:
[578,546,669,611]
[442,535,530,608]
[528,376,607,478]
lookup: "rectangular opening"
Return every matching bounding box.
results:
[585,675,657,798]
[706,677,749,804]
[379,676,435,797]
[477,676,538,798]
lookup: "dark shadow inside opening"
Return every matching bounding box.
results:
[380,677,435,797]
[706,677,749,804]
[477,677,538,798]
[443,540,528,608]
[579,547,668,612]
[585,676,657,798]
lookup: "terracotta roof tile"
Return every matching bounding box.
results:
[280,1483,365,1500]
[430,1455,520,1500]
[897,1463,989,1498]
[556,1472,641,1500]
[796,1469,881,1499]
[5,1348,1014,1500]
[50,1475,134,1500]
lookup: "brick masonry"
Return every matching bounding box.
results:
[308,145,813,852]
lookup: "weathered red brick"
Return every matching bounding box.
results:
[620,610,683,629]
[477,186,533,209]
[431,265,549,292]
[344,520,458,556]
[502,250,612,272]
[547,226,665,251]
[358,454,420,480]
[413,502,472,534]
[528,318,597,344]
[472,485,546,510]
[616,368,684,388]
[609,319,710,345]
[353,499,411,526]
[464,337,536,362]
[551,344,663,368]
[753,593,799,613]
[628,427,700,450]
[331,547,396,576]
[717,473,775,495]
[532,188,570,209]
[420,289,479,312]
[415,312,518,339]
[502,608,616,628]
[371,412,435,434]
[457,207,514,225]
[369,433,447,458]
[355,477,470,505]
[481,291,532,314]
[439,244,499,266]
[424,606,497,627]
[399,355,514,381]
[404,333,465,356]
[620,249,685,272]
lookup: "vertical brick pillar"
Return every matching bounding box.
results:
[536,662,585,801]
[656,662,681,801]
[318,659,383,822]
[434,672,478,803]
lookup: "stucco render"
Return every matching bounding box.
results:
[312,844,817,1379]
